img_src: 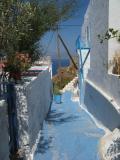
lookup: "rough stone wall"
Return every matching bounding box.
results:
[16,69,52,159]
[0,100,9,160]
[100,128,120,160]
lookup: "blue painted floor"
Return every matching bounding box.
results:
[34,91,104,160]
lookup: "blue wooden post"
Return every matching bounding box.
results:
[0,82,1,98]
[7,83,19,159]
[76,36,90,104]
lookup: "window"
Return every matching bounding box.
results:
[85,25,91,47]
[91,0,94,5]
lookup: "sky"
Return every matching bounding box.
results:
[41,0,89,58]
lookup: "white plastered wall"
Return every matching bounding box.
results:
[81,0,120,131]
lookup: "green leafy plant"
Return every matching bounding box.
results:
[53,83,62,95]
[98,28,120,43]
[0,0,77,80]
[0,0,77,58]
[52,63,77,94]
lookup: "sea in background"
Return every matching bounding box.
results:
[52,59,70,76]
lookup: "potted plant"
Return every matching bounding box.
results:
[53,82,62,104]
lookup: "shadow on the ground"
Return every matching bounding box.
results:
[35,109,79,154]
[35,133,53,154]
[46,109,79,125]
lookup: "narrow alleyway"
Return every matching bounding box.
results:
[34,91,104,160]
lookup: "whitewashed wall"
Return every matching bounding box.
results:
[16,68,52,159]
[85,0,109,86]
[81,0,120,131]
[0,100,9,160]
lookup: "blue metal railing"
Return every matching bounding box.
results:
[76,36,90,104]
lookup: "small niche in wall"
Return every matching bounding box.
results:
[85,25,91,47]
[108,50,120,76]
